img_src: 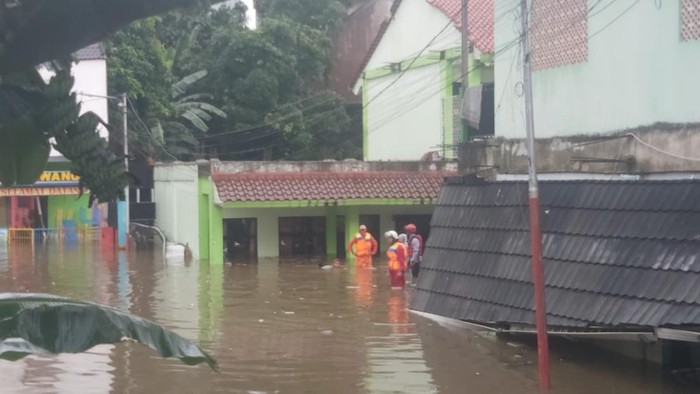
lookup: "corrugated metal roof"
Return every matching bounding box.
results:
[411,178,700,330]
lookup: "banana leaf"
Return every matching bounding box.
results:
[0,293,217,370]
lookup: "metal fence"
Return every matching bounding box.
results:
[442,95,463,159]
[2,226,102,245]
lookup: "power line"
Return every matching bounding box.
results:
[367,0,638,139]
[588,0,640,40]
[201,1,521,146]
[125,98,180,161]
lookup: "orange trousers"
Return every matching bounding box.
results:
[356,254,373,268]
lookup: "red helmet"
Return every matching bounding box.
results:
[404,224,417,233]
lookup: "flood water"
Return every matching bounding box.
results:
[0,244,697,394]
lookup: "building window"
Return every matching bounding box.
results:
[681,0,700,41]
[531,0,588,71]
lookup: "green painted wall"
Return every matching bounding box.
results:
[199,175,224,265]
[198,178,211,260]
[200,170,437,261]
[47,195,93,228]
[362,76,369,160]
[208,193,224,265]
[442,58,454,159]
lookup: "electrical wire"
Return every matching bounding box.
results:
[125,98,180,161]
[367,0,641,140]
[627,133,700,162]
[205,0,639,159]
[588,0,640,40]
[201,1,522,146]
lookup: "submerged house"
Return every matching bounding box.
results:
[412,0,700,362]
[155,160,456,264]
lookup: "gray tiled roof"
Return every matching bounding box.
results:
[411,178,700,330]
[74,43,106,60]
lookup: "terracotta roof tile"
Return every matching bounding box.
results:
[213,171,452,202]
[427,0,494,53]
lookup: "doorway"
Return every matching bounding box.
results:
[279,216,326,257]
[224,218,258,260]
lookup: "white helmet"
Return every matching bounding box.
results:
[384,230,399,239]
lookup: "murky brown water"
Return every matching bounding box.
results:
[0,244,697,394]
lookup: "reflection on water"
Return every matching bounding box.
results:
[0,245,697,393]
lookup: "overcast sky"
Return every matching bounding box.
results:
[217,0,257,29]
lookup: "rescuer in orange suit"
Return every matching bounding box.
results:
[385,230,407,288]
[348,225,378,268]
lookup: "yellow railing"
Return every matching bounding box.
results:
[8,228,35,244]
[2,226,103,244]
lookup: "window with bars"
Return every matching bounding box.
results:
[681,0,700,41]
[531,0,588,71]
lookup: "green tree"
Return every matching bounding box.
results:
[0,64,130,205]
[106,0,362,162]
[107,14,228,161]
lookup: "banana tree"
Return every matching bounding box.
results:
[0,62,131,205]
[0,293,217,369]
[150,70,227,160]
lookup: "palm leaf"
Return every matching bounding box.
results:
[170,24,202,73]
[176,93,215,103]
[181,110,209,132]
[200,103,228,118]
[0,293,217,370]
[189,108,213,122]
[171,70,208,98]
[151,119,166,144]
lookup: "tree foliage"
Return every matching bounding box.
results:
[0,0,222,200]
[0,63,130,205]
[108,0,362,161]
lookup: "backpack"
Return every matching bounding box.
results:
[408,234,425,258]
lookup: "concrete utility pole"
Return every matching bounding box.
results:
[461,0,469,86]
[520,0,551,391]
[460,0,469,144]
[121,93,130,248]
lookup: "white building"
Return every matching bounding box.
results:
[494,0,700,139]
[39,43,109,157]
[353,0,493,161]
